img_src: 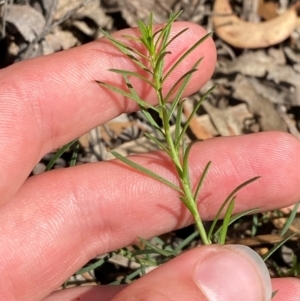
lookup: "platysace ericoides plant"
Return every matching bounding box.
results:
[97,11,259,246]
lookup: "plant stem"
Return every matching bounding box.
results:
[149,46,210,245]
[182,179,211,244]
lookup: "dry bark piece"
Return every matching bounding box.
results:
[232,75,287,132]
[5,4,45,42]
[201,102,252,136]
[217,49,300,106]
[183,99,218,140]
[73,0,113,29]
[44,28,77,53]
[217,50,277,77]
[213,0,300,48]
[54,0,85,20]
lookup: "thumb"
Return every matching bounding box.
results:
[112,244,272,301]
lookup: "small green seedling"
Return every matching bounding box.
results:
[97,11,259,245]
[45,12,299,292]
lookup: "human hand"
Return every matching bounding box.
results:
[1,22,300,301]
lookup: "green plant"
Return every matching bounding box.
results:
[97,11,259,245]
[41,12,299,291]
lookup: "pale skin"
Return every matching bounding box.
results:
[1,22,300,301]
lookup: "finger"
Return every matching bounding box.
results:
[271,278,300,301]
[48,245,271,301]
[43,285,125,301]
[111,245,272,301]
[42,277,300,301]
[2,132,300,300]
[0,22,216,204]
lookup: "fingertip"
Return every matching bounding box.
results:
[111,245,271,301]
[272,277,300,301]
[194,245,272,301]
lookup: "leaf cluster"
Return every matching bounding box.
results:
[97,11,263,245]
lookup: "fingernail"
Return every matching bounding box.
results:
[194,245,272,301]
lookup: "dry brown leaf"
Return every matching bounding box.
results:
[258,0,279,20]
[183,100,218,140]
[213,0,300,48]
[232,75,287,131]
[201,102,252,136]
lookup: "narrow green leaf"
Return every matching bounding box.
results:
[174,101,184,143]
[281,202,299,236]
[182,141,199,190]
[193,161,212,202]
[123,75,153,109]
[153,12,181,77]
[144,132,169,153]
[137,18,154,54]
[109,69,155,88]
[161,104,170,129]
[179,195,197,215]
[166,58,203,118]
[218,197,235,244]
[45,140,77,171]
[149,11,154,29]
[174,230,199,254]
[116,247,160,267]
[131,249,168,260]
[175,85,216,149]
[138,237,175,257]
[251,213,259,237]
[154,10,183,50]
[97,80,137,101]
[161,28,189,53]
[164,67,198,108]
[121,34,141,42]
[119,37,151,62]
[208,176,260,241]
[181,138,188,158]
[160,106,182,172]
[152,236,166,246]
[70,142,79,167]
[272,291,278,299]
[111,151,183,193]
[162,32,213,83]
[153,27,163,40]
[140,109,163,133]
[109,268,142,285]
[76,255,109,274]
[154,51,171,76]
[97,80,159,112]
[213,208,260,241]
[262,233,298,261]
[100,29,148,71]
[137,19,150,47]
[148,12,155,54]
